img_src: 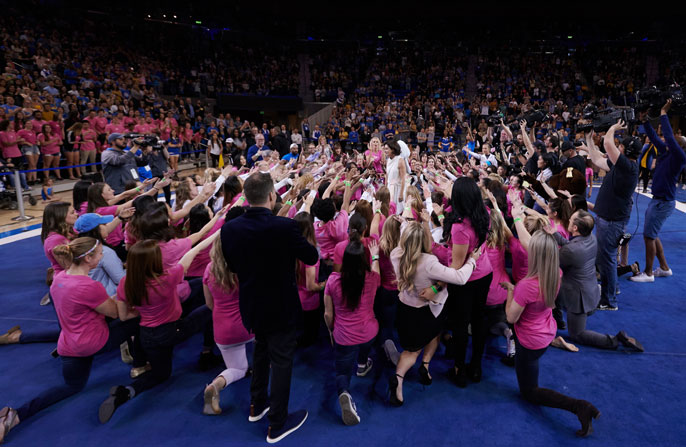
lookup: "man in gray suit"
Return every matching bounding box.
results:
[551,210,643,351]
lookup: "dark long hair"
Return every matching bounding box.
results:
[86,183,110,213]
[223,175,243,205]
[347,212,366,243]
[72,180,93,213]
[140,205,175,242]
[294,212,317,286]
[442,177,489,246]
[41,201,72,242]
[188,204,211,235]
[340,240,369,311]
[124,240,164,307]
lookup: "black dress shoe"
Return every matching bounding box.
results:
[447,366,467,388]
[467,363,482,383]
[616,331,644,352]
[388,374,404,407]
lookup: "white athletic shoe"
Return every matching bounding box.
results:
[629,272,654,283]
[338,392,360,426]
[653,267,673,277]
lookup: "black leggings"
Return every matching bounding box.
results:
[447,273,493,368]
[514,338,583,413]
[639,167,651,191]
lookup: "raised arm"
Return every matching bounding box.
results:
[603,119,627,165]
[520,120,536,159]
[179,231,221,272]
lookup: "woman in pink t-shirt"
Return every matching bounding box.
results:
[0,120,22,164]
[364,137,385,174]
[443,178,493,387]
[37,124,63,181]
[18,120,40,184]
[101,232,219,423]
[500,231,599,438]
[0,237,144,441]
[41,202,78,274]
[201,236,254,415]
[294,212,326,346]
[483,199,516,364]
[324,239,380,426]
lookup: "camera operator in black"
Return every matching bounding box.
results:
[142,140,172,205]
[581,120,639,310]
[561,141,586,173]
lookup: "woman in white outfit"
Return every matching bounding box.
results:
[385,139,406,209]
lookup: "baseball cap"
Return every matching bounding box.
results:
[225,138,234,144]
[75,213,114,233]
[290,143,299,149]
[108,133,125,144]
[561,141,574,152]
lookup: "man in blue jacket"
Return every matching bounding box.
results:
[220,172,318,443]
[631,99,686,283]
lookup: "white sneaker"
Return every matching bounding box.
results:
[506,338,516,357]
[338,392,360,426]
[356,358,373,377]
[629,272,655,283]
[653,267,673,277]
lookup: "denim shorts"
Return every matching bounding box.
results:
[644,198,675,239]
[21,145,40,155]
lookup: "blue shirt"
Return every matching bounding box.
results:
[645,115,686,201]
[282,153,299,162]
[247,144,263,167]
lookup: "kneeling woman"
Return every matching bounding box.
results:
[98,231,220,423]
[500,231,600,437]
[324,239,381,426]
[389,211,480,407]
[0,237,143,442]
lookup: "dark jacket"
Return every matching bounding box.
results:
[553,232,599,314]
[101,147,140,194]
[271,133,291,158]
[220,207,318,333]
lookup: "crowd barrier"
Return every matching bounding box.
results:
[6,149,208,223]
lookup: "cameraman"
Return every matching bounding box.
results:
[101,133,143,195]
[582,120,639,310]
[142,140,172,205]
[630,99,686,283]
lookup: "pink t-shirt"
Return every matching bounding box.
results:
[325,271,380,346]
[44,232,70,273]
[509,236,528,283]
[431,242,452,267]
[105,123,126,135]
[378,249,397,291]
[93,117,108,134]
[485,246,509,306]
[80,129,97,151]
[203,263,252,345]
[365,149,384,173]
[77,202,88,216]
[124,222,136,246]
[37,132,62,155]
[450,217,492,281]
[315,210,349,260]
[96,206,124,246]
[297,259,321,311]
[187,227,220,278]
[552,220,570,240]
[159,238,192,299]
[333,236,373,266]
[0,130,21,158]
[117,263,184,327]
[51,272,109,357]
[513,275,560,350]
[17,129,37,145]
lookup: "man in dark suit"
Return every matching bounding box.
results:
[551,210,643,352]
[221,172,318,443]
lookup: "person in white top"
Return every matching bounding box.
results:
[387,204,481,406]
[384,139,406,208]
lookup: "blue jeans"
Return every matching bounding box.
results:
[334,338,374,395]
[16,318,141,421]
[595,217,628,306]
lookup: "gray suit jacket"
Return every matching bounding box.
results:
[553,232,600,314]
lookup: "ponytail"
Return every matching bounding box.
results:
[52,237,99,267]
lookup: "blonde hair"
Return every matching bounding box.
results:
[52,237,99,267]
[396,222,431,293]
[487,209,508,249]
[526,231,560,308]
[295,173,314,191]
[405,187,423,216]
[209,237,238,292]
[524,214,549,234]
[379,216,401,255]
[204,168,221,184]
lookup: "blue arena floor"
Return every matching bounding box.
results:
[1,188,686,447]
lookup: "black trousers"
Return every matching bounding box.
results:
[514,338,581,413]
[251,328,297,429]
[447,273,493,368]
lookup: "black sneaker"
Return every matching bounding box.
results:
[616,331,644,352]
[248,402,270,422]
[597,303,618,311]
[99,386,131,423]
[266,409,308,444]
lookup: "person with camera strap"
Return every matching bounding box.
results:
[101,133,144,195]
[630,99,686,283]
[580,120,639,310]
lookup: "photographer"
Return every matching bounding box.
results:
[583,120,639,310]
[101,133,143,195]
[630,100,686,283]
[141,139,172,205]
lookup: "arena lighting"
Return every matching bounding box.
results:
[196,20,202,24]
[378,35,382,39]
[568,35,573,39]
[173,15,177,19]
[163,14,166,18]
[147,14,151,18]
